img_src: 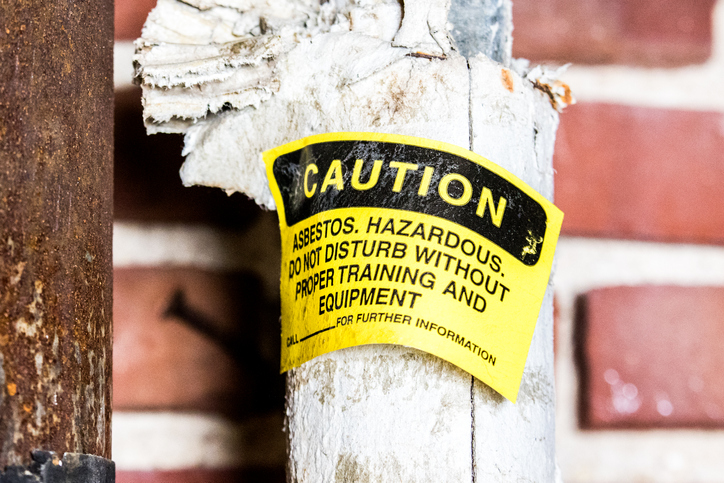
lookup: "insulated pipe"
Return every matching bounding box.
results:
[134,0,567,480]
[284,5,559,480]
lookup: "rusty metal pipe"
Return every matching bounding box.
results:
[0,0,114,474]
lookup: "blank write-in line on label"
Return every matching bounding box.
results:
[299,325,337,343]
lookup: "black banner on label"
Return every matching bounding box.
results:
[272,139,547,265]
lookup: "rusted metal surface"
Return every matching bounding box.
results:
[0,0,114,468]
[532,78,575,112]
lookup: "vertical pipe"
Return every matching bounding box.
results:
[0,0,114,472]
[285,1,558,481]
[131,0,560,479]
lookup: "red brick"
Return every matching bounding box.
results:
[579,286,724,428]
[116,468,284,483]
[116,0,158,40]
[114,87,261,227]
[554,103,724,245]
[113,268,283,415]
[117,0,716,65]
[513,0,715,67]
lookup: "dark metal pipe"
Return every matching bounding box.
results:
[0,0,114,471]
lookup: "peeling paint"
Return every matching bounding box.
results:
[74,342,82,365]
[32,402,46,437]
[34,353,42,377]
[9,262,26,286]
[501,67,514,92]
[526,64,575,112]
[15,318,34,338]
[0,354,4,408]
[522,230,544,259]
[88,350,95,378]
[96,348,107,449]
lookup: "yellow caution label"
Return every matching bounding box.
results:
[264,132,563,402]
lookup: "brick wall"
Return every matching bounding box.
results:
[548,0,724,480]
[113,84,286,482]
[113,1,724,481]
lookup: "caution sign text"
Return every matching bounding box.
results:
[264,132,563,402]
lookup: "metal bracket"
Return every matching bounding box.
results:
[0,451,114,483]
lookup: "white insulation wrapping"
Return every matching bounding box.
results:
[135,0,564,480]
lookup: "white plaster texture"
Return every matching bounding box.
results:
[469,57,558,481]
[133,0,560,480]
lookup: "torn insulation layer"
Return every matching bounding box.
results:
[134,0,570,206]
[133,0,563,481]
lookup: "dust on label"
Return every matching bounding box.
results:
[264,132,563,402]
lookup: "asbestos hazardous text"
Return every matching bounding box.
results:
[264,132,563,402]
